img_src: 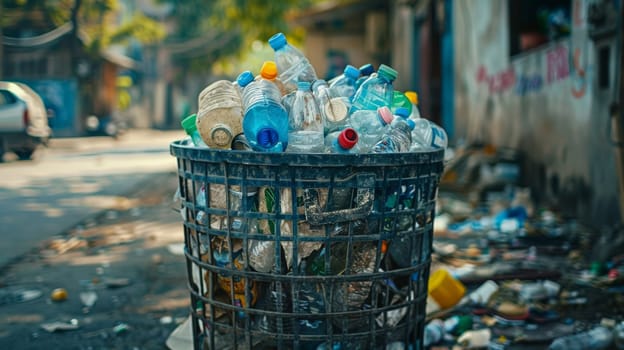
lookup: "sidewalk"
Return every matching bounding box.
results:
[0,171,191,349]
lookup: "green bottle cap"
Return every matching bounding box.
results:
[181,114,198,133]
[378,64,398,81]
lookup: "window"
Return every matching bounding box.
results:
[508,0,571,56]
[0,91,17,106]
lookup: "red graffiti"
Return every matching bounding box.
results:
[476,65,516,94]
[546,46,570,84]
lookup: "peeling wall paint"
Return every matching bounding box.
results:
[453,0,620,226]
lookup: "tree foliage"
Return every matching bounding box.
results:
[1,0,165,53]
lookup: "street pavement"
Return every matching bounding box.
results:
[0,129,192,349]
[0,129,185,268]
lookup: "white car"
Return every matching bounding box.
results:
[0,81,51,160]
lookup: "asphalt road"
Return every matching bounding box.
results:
[0,129,183,269]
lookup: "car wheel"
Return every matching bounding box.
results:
[15,148,35,160]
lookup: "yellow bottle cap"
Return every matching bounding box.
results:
[261,61,278,80]
[405,91,418,105]
[428,268,466,309]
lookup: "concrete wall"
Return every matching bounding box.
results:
[453,0,620,226]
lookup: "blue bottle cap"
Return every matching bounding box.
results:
[378,64,398,81]
[297,81,311,91]
[257,127,279,148]
[268,32,287,50]
[395,107,410,119]
[344,65,360,80]
[236,70,254,88]
[359,63,374,76]
[406,119,416,130]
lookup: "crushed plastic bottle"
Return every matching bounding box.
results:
[355,63,375,91]
[350,64,397,113]
[371,107,414,153]
[286,81,325,153]
[235,70,255,95]
[423,319,445,347]
[410,118,448,151]
[269,32,317,93]
[348,106,394,152]
[328,64,359,100]
[312,79,350,134]
[548,326,613,350]
[324,127,360,154]
[196,80,243,149]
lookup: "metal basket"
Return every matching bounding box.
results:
[170,140,445,350]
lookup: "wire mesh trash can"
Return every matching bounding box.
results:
[170,140,445,350]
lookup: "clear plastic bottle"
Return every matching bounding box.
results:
[355,63,375,91]
[253,61,288,96]
[241,61,289,152]
[548,326,613,350]
[328,64,359,101]
[268,32,318,94]
[409,118,448,151]
[391,91,412,115]
[404,91,421,119]
[371,110,414,153]
[324,127,360,154]
[196,80,244,149]
[286,81,325,153]
[181,114,208,147]
[423,319,445,347]
[347,106,394,152]
[234,70,254,95]
[311,79,350,135]
[350,64,398,113]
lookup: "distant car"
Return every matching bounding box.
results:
[0,81,51,160]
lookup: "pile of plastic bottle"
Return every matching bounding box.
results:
[181,32,448,155]
[176,32,449,349]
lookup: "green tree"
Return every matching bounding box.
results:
[1,0,165,54]
[159,0,316,76]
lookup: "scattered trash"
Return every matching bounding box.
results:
[165,316,194,350]
[457,328,492,348]
[80,291,98,308]
[104,277,131,289]
[548,326,613,350]
[0,287,42,305]
[41,320,80,333]
[113,322,130,335]
[160,316,173,325]
[167,243,185,256]
[50,288,68,302]
[467,280,499,305]
[428,268,466,309]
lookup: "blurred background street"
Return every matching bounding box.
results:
[1,0,623,349]
[0,130,190,350]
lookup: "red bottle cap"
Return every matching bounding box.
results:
[338,128,358,149]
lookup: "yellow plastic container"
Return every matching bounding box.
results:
[428,268,466,309]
